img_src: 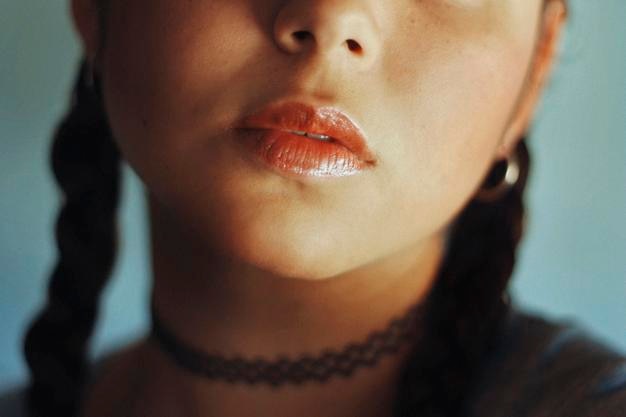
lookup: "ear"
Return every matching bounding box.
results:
[70,0,102,64]
[497,0,568,159]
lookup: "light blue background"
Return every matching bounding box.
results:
[1,1,625,390]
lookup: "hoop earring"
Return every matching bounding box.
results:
[474,150,521,203]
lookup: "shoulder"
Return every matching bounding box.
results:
[466,306,626,417]
[0,385,27,417]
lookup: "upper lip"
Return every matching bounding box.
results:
[234,101,377,163]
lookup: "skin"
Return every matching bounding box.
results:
[70,0,566,416]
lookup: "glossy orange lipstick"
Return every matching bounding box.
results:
[234,101,377,178]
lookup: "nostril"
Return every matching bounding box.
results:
[289,32,364,55]
[346,39,363,54]
[292,31,311,41]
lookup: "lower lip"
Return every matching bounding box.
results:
[235,129,371,178]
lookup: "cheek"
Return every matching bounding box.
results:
[378,37,533,238]
[101,0,261,177]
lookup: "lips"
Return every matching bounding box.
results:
[232,101,377,178]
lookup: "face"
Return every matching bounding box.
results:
[74,0,561,280]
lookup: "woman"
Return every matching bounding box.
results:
[3,0,625,416]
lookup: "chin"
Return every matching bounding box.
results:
[221,227,355,281]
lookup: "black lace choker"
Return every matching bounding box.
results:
[148,299,427,387]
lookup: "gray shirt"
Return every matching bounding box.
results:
[2,307,626,416]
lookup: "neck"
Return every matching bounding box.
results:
[133,193,447,417]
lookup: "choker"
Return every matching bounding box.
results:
[148,299,426,387]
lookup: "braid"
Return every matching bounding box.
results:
[395,139,530,417]
[22,58,121,417]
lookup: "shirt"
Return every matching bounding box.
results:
[2,307,625,416]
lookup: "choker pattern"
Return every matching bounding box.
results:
[148,299,427,387]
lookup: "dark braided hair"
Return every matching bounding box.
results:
[22,59,121,417]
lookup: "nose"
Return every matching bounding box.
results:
[273,0,382,70]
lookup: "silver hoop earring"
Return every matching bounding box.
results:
[475,151,521,203]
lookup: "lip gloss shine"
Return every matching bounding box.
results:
[233,101,377,179]
[237,128,369,178]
